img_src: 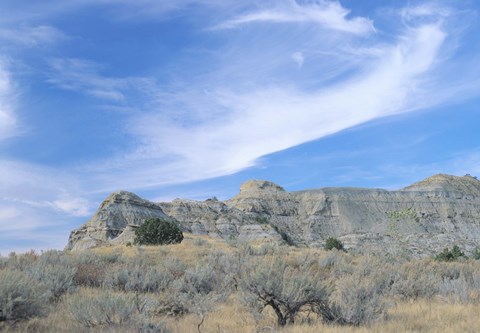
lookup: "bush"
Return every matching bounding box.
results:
[73,263,107,287]
[170,263,229,332]
[67,290,137,327]
[25,250,76,302]
[324,237,345,251]
[6,250,39,271]
[472,247,480,260]
[254,216,269,224]
[333,272,387,326]
[240,256,332,326]
[135,218,184,246]
[389,261,439,300]
[0,269,47,322]
[105,263,174,293]
[28,262,76,302]
[435,246,465,262]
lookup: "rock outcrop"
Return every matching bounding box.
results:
[67,191,173,251]
[67,174,480,257]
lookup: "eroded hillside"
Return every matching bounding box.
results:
[67,174,480,257]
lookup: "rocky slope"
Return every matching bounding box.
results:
[67,174,480,257]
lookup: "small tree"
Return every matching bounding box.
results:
[324,237,345,251]
[240,257,333,326]
[134,218,183,246]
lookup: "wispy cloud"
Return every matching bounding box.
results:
[39,2,475,195]
[0,60,18,141]
[0,159,94,252]
[38,2,479,194]
[215,0,374,35]
[46,58,156,103]
[0,23,65,142]
[96,20,447,190]
[401,3,453,23]
[0,1,479,254]
[47,58,126,101]
[291,51,304,67]
[0,159,94,217]
[0,25,66,47]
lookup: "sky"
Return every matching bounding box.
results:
[0,0,479,253]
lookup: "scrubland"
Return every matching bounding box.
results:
[1,234,479,333]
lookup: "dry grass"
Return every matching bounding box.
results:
[5,295,479,333]
[3,234,480,333]
[162,298,480,333]
[92,233,233,264]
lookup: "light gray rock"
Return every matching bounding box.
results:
[67,174,480,257]
[157,198,281,241]
[66,191,173,250]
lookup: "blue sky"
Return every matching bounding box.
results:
[0,0,479,253]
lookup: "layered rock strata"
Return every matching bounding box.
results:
[67,174,480,257]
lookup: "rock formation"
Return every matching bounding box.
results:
[67,191,174,250]
[67,174,480,257]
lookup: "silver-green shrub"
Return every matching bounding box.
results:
[240,256,331,326]
[105,263,174,293]
[26,250,76,301]
[66,290,137,327]
[0,269,47,322]
[389,261,440,300]
[333,270,387,326]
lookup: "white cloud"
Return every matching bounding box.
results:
[0,25,65,143]
[0,1,478,254]
[0,60,18,141]
[51,197,92,217]
[0,25,66,47]
[0,202,73,254]
[47,58,128,102]
[9,2,474,196]
[291,51,304,67]
[79,18,453,192]
[0,159,94,217]
[401,3,452,22]
[47,58,158,103]
[215,0,374,35]
[0,160,94,252]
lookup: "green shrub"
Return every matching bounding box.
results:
[254,216,268,224]
[473,247,480,260]
[134,218,184,246]
[324,237,345,251]
[0,269,47,322]
[435,246,465,262]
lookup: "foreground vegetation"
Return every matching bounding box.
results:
[1,234,480,332]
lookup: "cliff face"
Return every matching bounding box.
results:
[67,174,480,256]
